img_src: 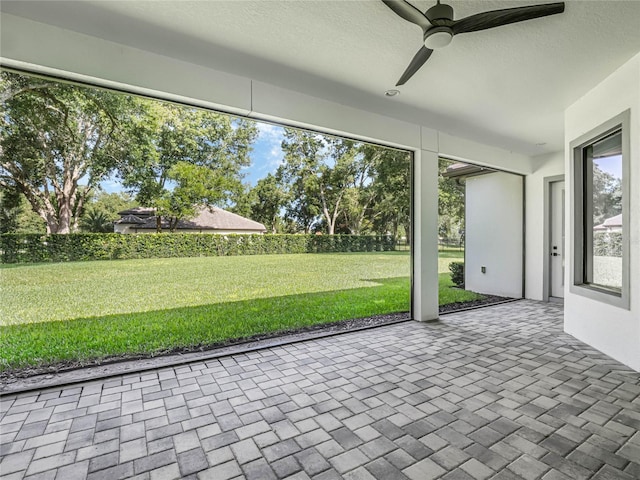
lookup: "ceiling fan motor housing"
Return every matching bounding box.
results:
[425,2,453,23]
[424,2,454,49]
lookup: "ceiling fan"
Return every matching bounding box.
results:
[382,0,565,85]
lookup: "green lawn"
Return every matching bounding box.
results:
[438,246,464,273]
[0,251,479,371]
[437,248,481,305]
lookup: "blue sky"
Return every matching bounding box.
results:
[100,120,285,194]
[241,122,285,186]
[594,154,622,180]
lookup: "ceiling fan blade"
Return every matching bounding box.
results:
[452,2,564,35]
[396,46,434,86]
[382,0,431,31]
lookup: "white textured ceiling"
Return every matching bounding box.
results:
[2,0,640,156]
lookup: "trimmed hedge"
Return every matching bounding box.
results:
[594,231,622,258]
[0,233,396,264]
[449,261,464,287]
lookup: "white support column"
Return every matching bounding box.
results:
[412,149,440,321]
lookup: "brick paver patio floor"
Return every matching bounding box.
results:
[1,300,639,479]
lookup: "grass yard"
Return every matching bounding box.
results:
[0,250,480,371]
[438,247,464,274]
[438,248,481,304]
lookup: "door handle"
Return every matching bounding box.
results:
[551,253,559,256]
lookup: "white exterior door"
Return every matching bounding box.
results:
[550,181,565,298]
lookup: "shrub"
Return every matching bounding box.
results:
[0,233,397,264]
[449,261,464,287]
[593,231,622,257]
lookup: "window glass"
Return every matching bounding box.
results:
[584,130,623,291]
[0,68,413,371]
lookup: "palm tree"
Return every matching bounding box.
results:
[80,209,113,233]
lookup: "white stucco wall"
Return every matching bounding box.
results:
[465,172,524,298]
[525,152,564,300]
[565,52,640,371]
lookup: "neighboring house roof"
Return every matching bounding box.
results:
[116,214,147,225]
[117,207,155,218]
[594,213,622,232]
[115,206,267,232]
[602,214,622,227]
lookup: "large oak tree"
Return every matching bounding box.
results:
[1,71,258,234]
[0,71,141,233]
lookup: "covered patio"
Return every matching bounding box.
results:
[2,1,640,478]
[2,301,639,479]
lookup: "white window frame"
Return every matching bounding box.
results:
[570,110,630,309]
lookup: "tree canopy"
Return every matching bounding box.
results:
[366,145,411,239]
[438,159,465,244]
[1,70,412,238]
[1,71,144,233]
[1,71,259,234]
[0,189,46,234]
[592,162,622,225]
[275,128,411,236]
[247,173,288,234]
[119,103,258,232]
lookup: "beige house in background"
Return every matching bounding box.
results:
[593,213,622,233]
[114,206,267,234]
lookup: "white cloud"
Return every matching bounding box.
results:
[256,122,284,142]
[269,147,284,167]
[255,122,285,169]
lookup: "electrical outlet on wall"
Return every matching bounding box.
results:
[481,266,486,274]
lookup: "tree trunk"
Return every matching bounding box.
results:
[327,219,335,235]
[320,186,333,235]
[320,185,344,236]
[56,199,73,234]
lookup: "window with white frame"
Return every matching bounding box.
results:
[571,110,630,308]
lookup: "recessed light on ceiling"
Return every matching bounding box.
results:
[385,89,400,97]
